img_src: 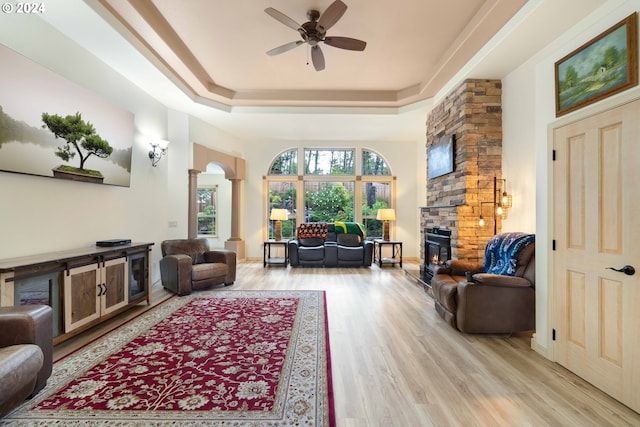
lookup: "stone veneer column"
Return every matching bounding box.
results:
[422,79,502,264]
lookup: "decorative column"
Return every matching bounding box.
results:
[188,169,201,239]
[224,178,245,259]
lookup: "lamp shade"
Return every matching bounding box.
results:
[270,208,288,221]
[376,209,396,221]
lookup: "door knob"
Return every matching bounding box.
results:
[607,265,636,276]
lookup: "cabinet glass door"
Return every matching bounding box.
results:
[128,252,148,302]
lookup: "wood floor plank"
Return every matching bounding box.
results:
[53,261,640,426]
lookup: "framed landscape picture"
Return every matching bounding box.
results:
[428,135,454,179]
[555,13,638,117]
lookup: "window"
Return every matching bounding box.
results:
[304,149,354,175]
[304,181,355,222]
[197,186,217,236]
[266,148,394,239]
[362,150,390,175]
[268,181,296,240]
[268,149,297,175]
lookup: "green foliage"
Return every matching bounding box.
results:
[57,165,103,177]
[306,183,354,222]
[42,112,113,170]
[269,150,297,175]
[564,66,578,88]
[362,150,390,175]
[604,46,619,68]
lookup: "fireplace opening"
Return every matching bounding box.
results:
[422,226,452,286]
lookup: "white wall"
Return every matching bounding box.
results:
[0,16,243,283]
[0,13,171,285]
[501,0,640,355]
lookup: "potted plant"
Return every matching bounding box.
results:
[42,112,113,183]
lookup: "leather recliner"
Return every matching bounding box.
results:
[0,304,53,418]
[160,238,236,296]
[289,223,373,267]
[431,232,535,334]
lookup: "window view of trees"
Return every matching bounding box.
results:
[362,181,390,237]
[268,149,297,175]
[197,187,217,236]
[304,149,354,175]
[304,181,354,222]
[267,148,393,239]
[268,182,296,239]
[362,150,390,175]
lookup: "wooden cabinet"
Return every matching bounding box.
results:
[0,243,153,344]
[64,257,128,333]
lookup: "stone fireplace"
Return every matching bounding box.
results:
[420,79,503,274]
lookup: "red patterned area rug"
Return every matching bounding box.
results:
[3,290,334,426]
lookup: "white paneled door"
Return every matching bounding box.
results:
[553,100,640,413]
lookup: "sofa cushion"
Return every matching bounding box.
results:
[191,263,227,281]
[162,238,208,265]
[0,344,43,418]
[337,233,362,247]
[483,233,535,276]
[338,245,364,261]
[299,237,324,247]
[298,246,324,261]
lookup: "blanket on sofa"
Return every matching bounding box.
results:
[483,232,535,276]
[335,221,366,237]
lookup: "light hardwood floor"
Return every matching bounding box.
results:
[54,261,640,427]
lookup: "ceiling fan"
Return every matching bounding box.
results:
[264,0,367,71]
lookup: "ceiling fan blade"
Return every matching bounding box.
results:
[266,40,304,56]
[317,0,347,32]
[311,46,325,71]
[324,36,366,51]
[264,7,302,32]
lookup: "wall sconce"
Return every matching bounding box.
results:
[376,208,396,241]
[497,178,513,209]
[478,202,496,232]
[270,208,288,241]
[148,140,169,167]
[478,177,513,234]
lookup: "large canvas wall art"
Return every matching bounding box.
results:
[0,44,134,186]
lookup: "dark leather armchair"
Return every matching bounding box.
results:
[0,304,53,418]
[431,232,535,334]
[160,238,236,296]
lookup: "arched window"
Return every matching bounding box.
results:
[265,148,394,240]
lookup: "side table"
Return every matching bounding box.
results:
[374,239,403,267]
[263,240,289,267]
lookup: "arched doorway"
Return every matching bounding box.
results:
[190,143,245,259]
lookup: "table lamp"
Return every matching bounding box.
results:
[376,208,396,241]
[270,208,288,241]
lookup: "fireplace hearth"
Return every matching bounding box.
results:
[422,226,452,286]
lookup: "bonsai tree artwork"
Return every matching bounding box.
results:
[42,112,113,182]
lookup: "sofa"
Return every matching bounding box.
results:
[0,304,53,418]
[431,232,535,334]
[160,238,236,296]
[288,222,373,267]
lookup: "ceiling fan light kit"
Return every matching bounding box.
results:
[265,0,367,71]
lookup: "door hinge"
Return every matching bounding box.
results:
[552,149,556,161]
[552,329,556,341]
[552,240,556,250]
